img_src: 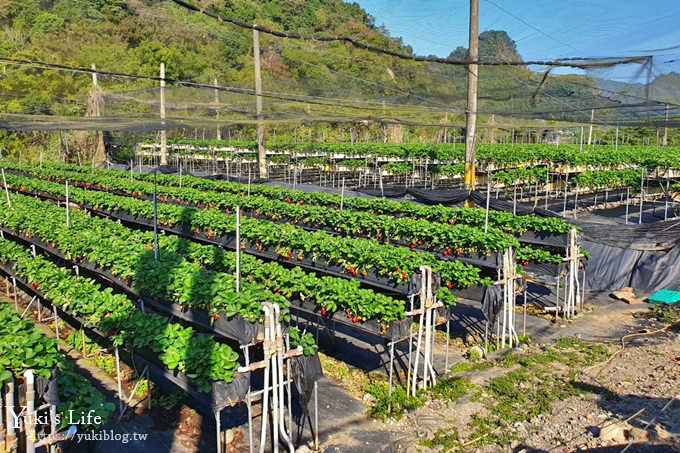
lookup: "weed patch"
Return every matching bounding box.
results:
[364,382,425,421]
[450,360,493,374]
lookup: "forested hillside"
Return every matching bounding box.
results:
[0,0,672,161]
[0,1,601,116]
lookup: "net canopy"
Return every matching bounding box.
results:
[0,0,679,134]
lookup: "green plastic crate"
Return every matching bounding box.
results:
[648,289,680,305]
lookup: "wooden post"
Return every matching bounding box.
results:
[91,63,106,166]
[160,62,167,165]
[587,109,594,145]
[382,100,387,143]
[253,27,267,178]
[615,125,619,151]
[62,131,70,163]
[464,0,479,202]
[214,78,221,141]
[663,104,669,146]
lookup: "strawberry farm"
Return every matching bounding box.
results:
[2,0,680,452]
[1,143,678,451]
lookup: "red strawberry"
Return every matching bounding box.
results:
[321,309,327,316]
[257,246,264,253]
[522,261,529,266]
[410,244,416,249]
[124,279,130,285]
[352,317,360,323]
[523,275,529,280]
[447,283,453,289]
[401,273,408,279]
[418,240,424,245]
[214,314,220,321]
[347,312,352,319]
[32,282,39,290]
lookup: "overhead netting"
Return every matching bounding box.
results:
[1,0,679,132]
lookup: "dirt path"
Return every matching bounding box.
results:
[315,313,680,453]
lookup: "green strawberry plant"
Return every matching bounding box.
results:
[289,327,317,356]
[0,191,409,324]
[0,300,115,430]
[0,237,241,391]
[2,173,492,291]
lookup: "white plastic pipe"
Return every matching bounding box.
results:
[65,180,70,229]
[236,206,241,292]
[258,304,272,453]
[2,169,10,207]
[273,305,294,452]
[25,370,35,453]
[5,377,15,452]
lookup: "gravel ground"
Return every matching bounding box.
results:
[314,316,679,453]
[372,324,680,453]
[502,327,680,453]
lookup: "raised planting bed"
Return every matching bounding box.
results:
[0,238,245,393]
[0,191,441,333]
[2,174,487,295]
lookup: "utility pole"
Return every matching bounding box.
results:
[214,78,221,141]
[587,108,594,145]
[382,100,387,143]
[253,27,267,178]
[159,62,167,165]
[663,103,669,146]
[464,0,479,199]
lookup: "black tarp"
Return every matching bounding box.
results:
[630,245,680,291]
[39,369,60,405]
[358,187,408,198]
[408,188,469,205]
[16,370,59,408]
[574,219,680,251]
[481,285,503,324]
[212,373,250,411]
[290,354,323,413]
[582,240,680,292]
[469,191,536,216]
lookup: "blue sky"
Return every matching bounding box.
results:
[353,0,680,81]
